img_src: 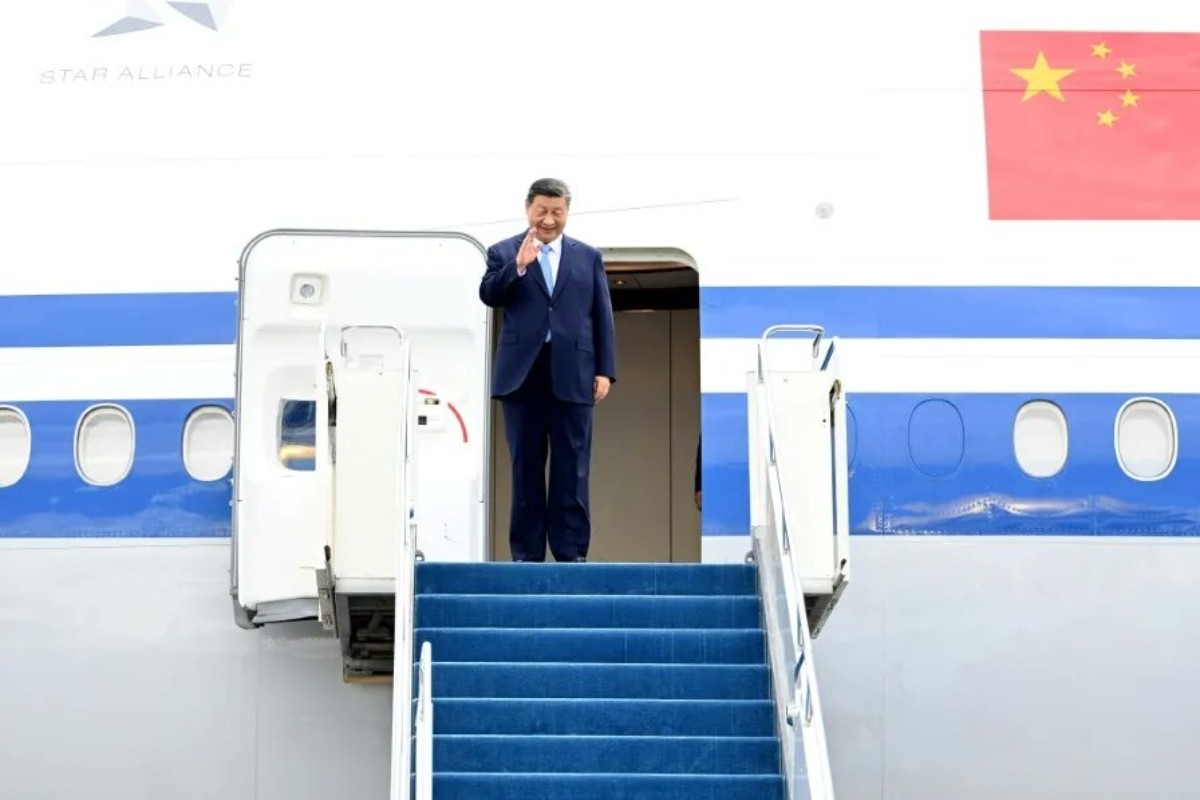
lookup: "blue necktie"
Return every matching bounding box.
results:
[538,243,554,292]
[539,244,554,342]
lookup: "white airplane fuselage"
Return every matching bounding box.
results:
[1,2,1197,798]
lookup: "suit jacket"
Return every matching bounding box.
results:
[479,230,617,404]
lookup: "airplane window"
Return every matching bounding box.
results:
[1013,400,1068,478]
[75,404,135,486]
[1115,398,1177,481]
[279,399,316,471]
[907,399,964,477]
[182,405,235,481]
[0,406,32,487]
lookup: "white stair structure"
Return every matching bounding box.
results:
[749,324,851,799]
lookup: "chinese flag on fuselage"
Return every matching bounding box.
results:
[980,31,1200,219]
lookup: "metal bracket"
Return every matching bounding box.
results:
[785,647,814,727]
[315,544,337,632]
[785,648,805,726]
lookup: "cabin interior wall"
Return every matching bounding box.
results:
[488,270,700,562]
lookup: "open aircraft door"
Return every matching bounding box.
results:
[230,230,491,648]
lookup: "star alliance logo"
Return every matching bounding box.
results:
[38,0,251,85]
[94,0,233,37]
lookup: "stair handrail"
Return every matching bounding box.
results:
[753,324,836,799]
[414,641,433,799]
[389,354,420,800]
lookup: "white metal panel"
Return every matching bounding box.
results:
[327,327,410,591]
[768,372,839,594]
[755,328,850,598]
[232,230,490,619]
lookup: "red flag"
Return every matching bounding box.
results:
[979,31,1200,219]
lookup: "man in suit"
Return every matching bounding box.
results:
[479,178,617,562]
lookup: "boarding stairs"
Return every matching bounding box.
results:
[410,560,783,798]
[233,299,849,797]
[372,324,846,798]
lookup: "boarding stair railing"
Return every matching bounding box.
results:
[748,324,850,800]
[413,642,433,799]
[389,492,425,800]
[385,345,429,800]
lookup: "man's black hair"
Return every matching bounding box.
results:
[526,178,571,206]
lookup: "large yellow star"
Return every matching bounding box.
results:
[1010,51,1075,101]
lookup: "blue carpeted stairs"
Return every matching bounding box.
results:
[410,562,785,799]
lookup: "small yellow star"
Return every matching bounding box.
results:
[1010,51,1075,101]
[1120,89,1140,108]
[1116,60,1136,78]
[1097,109,1119,126]
[1091,42,1111,59]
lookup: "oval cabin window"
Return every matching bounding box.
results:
[907,399,964,477]
[183,406,235,482]
[1013,401,1068,478]
[75,405,135,486]
[0,406,32,487]
[1115,398,1177,481]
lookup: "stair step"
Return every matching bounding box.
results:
[415,562,757,596]
[422,698,776,737]
[422,772,785,800]
[428,734,781,775]
[415,594,761,629]
[415,628,764,664]
[421,662,770,699]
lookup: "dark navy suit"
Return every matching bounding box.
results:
[480,230,616,561]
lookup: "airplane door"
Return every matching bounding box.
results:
[231,230,490,626]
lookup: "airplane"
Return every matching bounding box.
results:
[1,1,1197,798]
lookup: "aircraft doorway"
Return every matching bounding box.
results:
[489,250,701,563]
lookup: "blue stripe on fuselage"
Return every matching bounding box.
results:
[4,392,1196,539]
[0,293,236,347]
[701,286,1200,339]
[702,392,1200,537]
[0,399,233,538]
[3,285,1200,347]
[5,285,1200,538]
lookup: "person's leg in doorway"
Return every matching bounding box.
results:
[547,399,593,561]
[501,345,553,562]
